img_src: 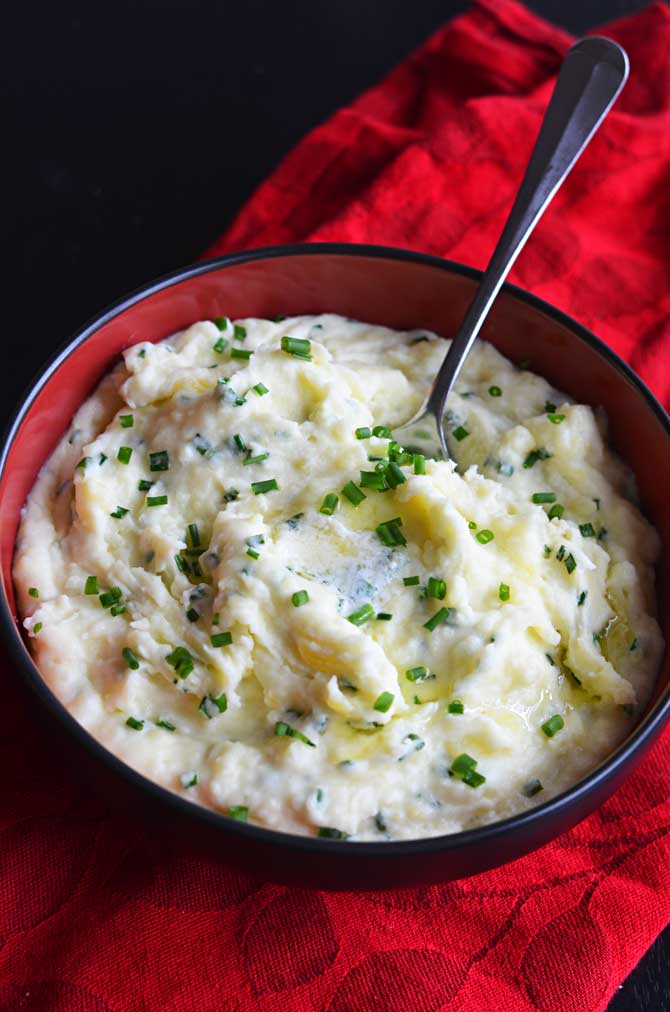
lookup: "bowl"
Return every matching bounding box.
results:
[1,244,668,890]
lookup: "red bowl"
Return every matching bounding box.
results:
[1,244,668,889]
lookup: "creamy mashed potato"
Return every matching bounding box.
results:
[15,315,663,840]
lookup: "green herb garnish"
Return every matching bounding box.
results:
[275,721,315,747]
[122,646,140,669]
[541,714,564,737]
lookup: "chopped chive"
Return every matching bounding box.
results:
[117,446,132,465]
[233,433,247,453]
[275,721,315,747]
[579,523,596,538]
[231,347,253,360]
[630,638,638,652]
[376,612,392,621]
[376,518,406,547]
[468,521,477,530]
[347,603,375,626]
[33,622,43,634]
[181,771,198,788]
[523,448,551,468]
[110,506,129,519]
[317,827,348,840]
[174,554,187,574]
[28,587,39,599]
[424,607,454,631]
[292,590,309,607]
[233,324,247,342]
[99,453,108,465]
[84,576,99,595]
[541,714,564,737]
[110,604,126,616]
[210,631,233,648]
[213,336,228,354]
[149,450,169,472]
[523,779,544,798]
[355,427,372,440]
[157,718,176,731]
[405,666,431,682]
[342,481,366,506]
[476,529,494,544]
[186,523,200,549]
[462,768,486,788]
[597,527,608,542]
[120,414,134,428]
[122,646,140,669]
[76,456,92,471]
[427,577,446,600]
[403,576,420,586]
[452,425,469,441]
[532,492,556,504]
[280,335,312,359]
[228,806,249,821]
[99,587,122,608]
[251,478,279,495]
[138,479,154,491]
[373,691,394,713]
[385,462,406,489]
[488,385,502,397]
[547,412,566,424]
[214,316,230,331]
[499,583,510,602]
[138,348,146,358]
[556,545,566,561]
[564,553,577,574]
[246,547,259,559]
[448,700,464,714]
[252,382,269,396]
[548,504,565,520]
[243,452,269,466]
[360,470,388,490]
[166,646,194,679]
[146,495,168,507]
[199,692,228,718]
[413,454,426,474]
[543,545,552,557]
[125,716,144,730]
[272,314,287,322]
[372,425,391,438]
[223,489,239,503]
[186,608,199,623]
[320,492,339,516]
[451,753,477,775]
[577,590,588,606]
[545,400,557,413]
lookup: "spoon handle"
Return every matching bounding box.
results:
[427,36,629,442]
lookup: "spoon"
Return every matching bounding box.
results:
[393,36,629,461]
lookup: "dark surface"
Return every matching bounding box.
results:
[4,0,668,1007]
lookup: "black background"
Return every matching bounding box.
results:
[5,1,669,1008]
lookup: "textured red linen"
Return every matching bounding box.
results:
[2,3,669,1012]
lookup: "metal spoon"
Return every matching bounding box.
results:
[393,36,629,460]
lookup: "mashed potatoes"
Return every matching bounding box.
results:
[15,315,663,840]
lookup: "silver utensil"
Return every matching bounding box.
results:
[393,36,629,460]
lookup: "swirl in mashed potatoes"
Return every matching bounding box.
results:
[15,315,663,840]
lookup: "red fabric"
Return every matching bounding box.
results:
[3,3,669,1011]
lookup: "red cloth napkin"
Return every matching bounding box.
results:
[2,3,668,1011]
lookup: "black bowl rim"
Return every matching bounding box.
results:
[1,241,668,860]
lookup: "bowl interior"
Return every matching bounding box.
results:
[2,247,668,722]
